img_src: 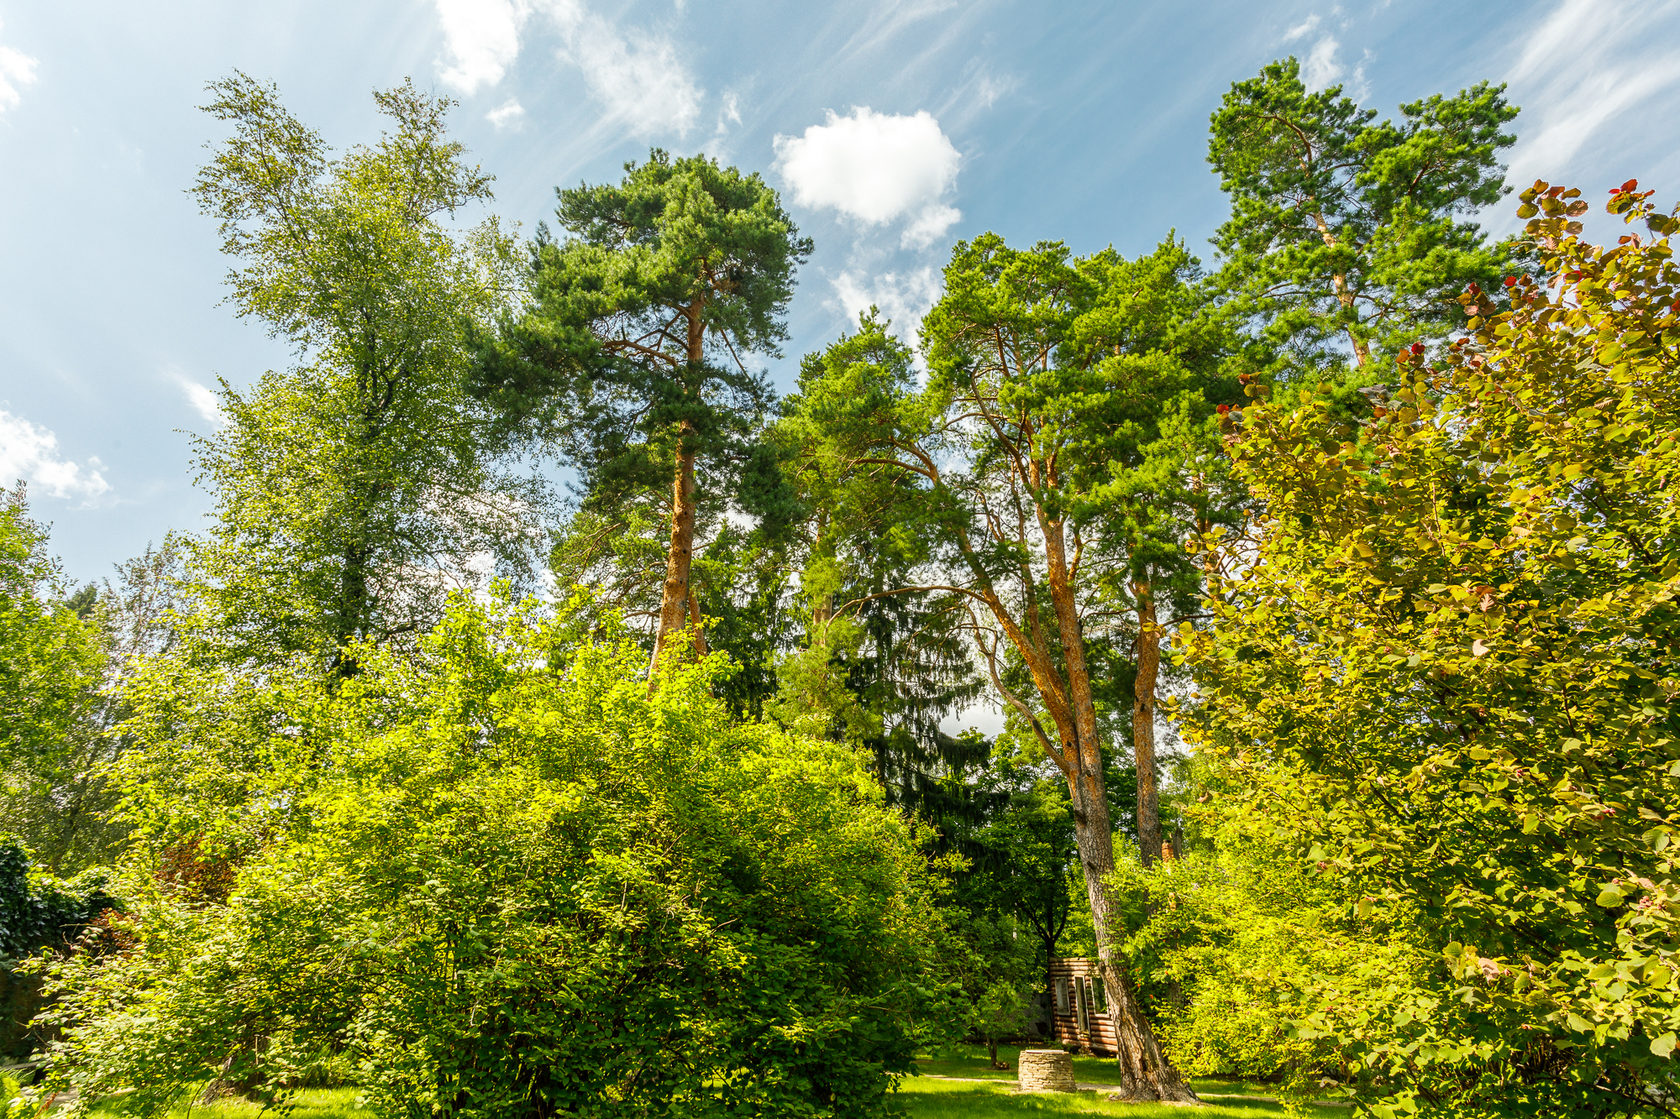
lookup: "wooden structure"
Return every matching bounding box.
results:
[1047,957,1118,1056]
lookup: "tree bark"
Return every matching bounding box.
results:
[1310,210,1370,367]
[650,306,707,675]
[1071,799,1197,1102]
[1043,536,1196,1102]
[651,430,698,673]
[1132,579,1162,870]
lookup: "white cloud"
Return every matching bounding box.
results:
[838,0,958,63]
[900,204,962,250]
[169,372,224,427]
[486,98,526,130]
[1300,35,1343,91]
[1500,0,1680,195]
[432,0,529,95]
[774,108,962,249]
[716,91,742,133]
[0,18,39,115]
[1283,14,1320,41]
[428,0,704,139]
[546,0,702,137]
[831,267,943,353]
[0,409,110,503]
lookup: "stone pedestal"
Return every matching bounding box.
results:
[1017,1048,1077,1093]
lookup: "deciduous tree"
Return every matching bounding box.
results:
[189,73,538,678]
[1177,181,1680,1115]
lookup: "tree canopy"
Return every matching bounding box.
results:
[1209,56,1523,371]
[1176,180,1680,1115]
[477,151,810,668]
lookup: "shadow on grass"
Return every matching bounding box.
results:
[914,1045,1282,1098]
[897,1078,1294,1118]
[85,1088,368,1118]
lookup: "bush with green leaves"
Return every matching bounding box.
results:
[44,595,940,1118]
[1174,182,1680,1116]
[1,836,114,1062]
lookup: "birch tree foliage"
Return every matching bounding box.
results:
[1209,57,1522,373]
[186,72,536,676]
[0,490,104,855]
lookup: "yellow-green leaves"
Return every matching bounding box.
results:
[1177,180,1680,1114]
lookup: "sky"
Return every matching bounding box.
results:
[2,0,1679,588]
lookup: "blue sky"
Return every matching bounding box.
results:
[2,0,1678,586]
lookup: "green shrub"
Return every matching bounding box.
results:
[0,836,114,1062]
[45,596,941,1118]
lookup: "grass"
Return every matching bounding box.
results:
[913,1044,1286,1100]
[75,1049,1308,1119]
[84,1082,1294,1119]
[896,1077,1300,1116]
[83,1088,370,1117]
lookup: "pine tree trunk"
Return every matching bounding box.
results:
[1310,210,1370,367]
[651,307,707,675]
[1040,520,1197,1102]
[1071,806,1197,1102]
[1132,580,1162,869]
[651,431,698,673]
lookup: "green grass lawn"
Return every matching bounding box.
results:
[76,1049,1306,1119]
[84,1082,1295,1119]
[82,1089,372,1118]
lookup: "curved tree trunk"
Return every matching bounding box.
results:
[1069,767,1199,1102]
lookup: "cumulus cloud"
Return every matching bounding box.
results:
[547,0,702,137]
[0,409,110,503]
[774,108,962,249]
[432,0,528,94]
[486,98,526,130]
[0,18,39,115]
[831,267,943,353]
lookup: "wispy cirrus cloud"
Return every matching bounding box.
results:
[1500,0,1680,195]
[429,0,703,137]
[774,108,962,249]
[547,0,702,137]
[166,369,224,427]
[0,408,110,503]
[1280,9,1368,99]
